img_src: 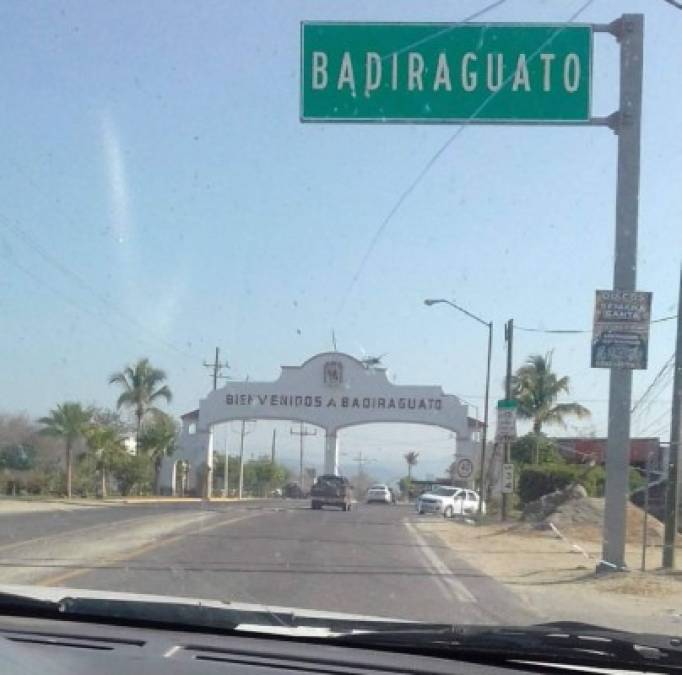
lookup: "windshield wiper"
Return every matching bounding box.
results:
[331,621,682,672]
[0,591,243,632]
[0,590,415,636]
[0,591,61,615]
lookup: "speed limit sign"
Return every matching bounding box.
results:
[455,458,474,480]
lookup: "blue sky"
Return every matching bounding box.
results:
[1,0,680,480]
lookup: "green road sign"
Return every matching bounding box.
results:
[301,23,592,123]
[497,399,518,409]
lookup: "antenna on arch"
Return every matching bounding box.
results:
[331,329,338,352]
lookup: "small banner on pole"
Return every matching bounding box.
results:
[501,463,515,494]
[591,290,652,369]
[496,399,518,442]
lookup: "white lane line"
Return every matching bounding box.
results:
[404,521,475,603]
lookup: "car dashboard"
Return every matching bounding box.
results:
[0,614,591,675]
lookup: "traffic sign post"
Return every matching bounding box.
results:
[301,23,592,123]
[496,399,518,442]
[501,463,515,494]
[455,457,474,481]
[300,15,644,571]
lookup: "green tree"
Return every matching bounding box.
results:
[511,433,561,466]
[243,457,289,497]
[38,402,92,498]
[83,424,127,498]
[404,450,419,479]
[398,477,412,500]
[91,407,130,436]
[511,352,590,446]
[137,412,178,494]
[0,443,36,471]
[109,358,172,444]
[111,454,154,496]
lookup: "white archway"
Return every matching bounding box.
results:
[160,352,476,497]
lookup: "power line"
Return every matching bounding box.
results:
[291,424,317,489]
[0,212,201,364]
[2,252,186,359]
[639,408,671,436]
[516,315,677,335]
[631,353,675,415]
[515,326,588,334]
[334,0,596,317]
[203,347,230,390]
[351,451,376,476]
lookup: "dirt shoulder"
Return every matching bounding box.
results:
[415,514,682,635]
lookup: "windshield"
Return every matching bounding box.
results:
[431,487,460,497]
[1,0,681,645]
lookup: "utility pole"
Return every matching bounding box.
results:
[479,322,492,516]
[352,451,375,477]
[223,438,229,498]
[291,424,317,491]
[601,15,644,571]
[501,319,514,521]
[663,266,682,568]
[271,429,277,464]
[237,419,255,499]
[203,347,230,391]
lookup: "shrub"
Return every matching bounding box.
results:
[511,433,561,465]
[518,463,647,504]
[518,464,602,504]
[628,467,646,494]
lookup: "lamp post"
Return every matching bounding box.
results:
[424,298,492,516]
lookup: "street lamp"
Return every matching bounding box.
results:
[424,298,492,516]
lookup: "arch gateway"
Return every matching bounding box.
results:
[159,352,479,497]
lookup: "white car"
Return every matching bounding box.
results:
[366,484,392,504]
[415,486,485,517]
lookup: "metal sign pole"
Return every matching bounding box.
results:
[663,267,682,568]
[501,320,514,521]
[600,15,644,571]
[641,451,652,572]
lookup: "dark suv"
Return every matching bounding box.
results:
[310,475,353,511]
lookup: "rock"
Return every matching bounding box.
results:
[570,484,588,499]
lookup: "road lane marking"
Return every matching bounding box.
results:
[38,511,262,588]
[0,509,214,556]
[404,521,475,603]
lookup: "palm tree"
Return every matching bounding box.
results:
[404,450,420,480]
[109,358,172,445]
[137,412,178,494]
[83,424,126,498]
[511,352,590,450]
[39,402,92,498]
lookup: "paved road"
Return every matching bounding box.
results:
[0,500,536,625]
[0,501,210,544]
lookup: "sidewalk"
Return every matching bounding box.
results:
[414,515,682,635]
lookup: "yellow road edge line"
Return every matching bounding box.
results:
[0,501,263,556]
[38,511,262,588]
[0,510,203,556]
